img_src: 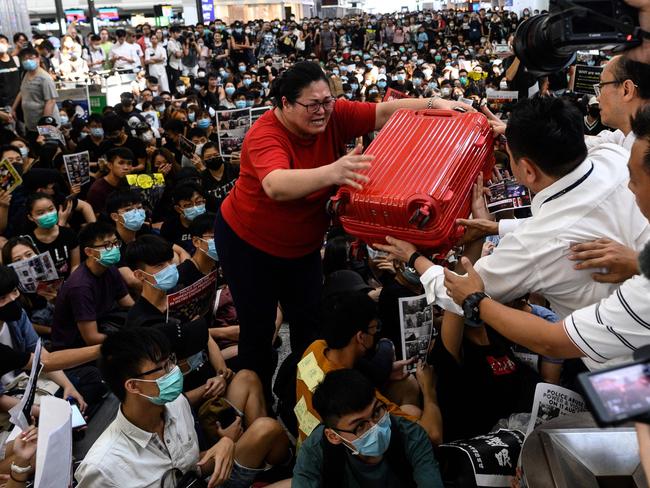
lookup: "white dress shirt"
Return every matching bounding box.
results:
[421,143,650,319]
[585,129,636,152]
[167,38,183,70]
[75,395,199,488]
[109,41,140,70]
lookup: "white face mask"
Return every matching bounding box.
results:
[0,44,9,54]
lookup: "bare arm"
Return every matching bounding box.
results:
[118,293,135,308]
[78,320,107,346]
[209,325,239,341]
[207,335,227,373]
[505,57,520,82]
[38,345,101,372]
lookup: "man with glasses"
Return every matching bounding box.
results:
[294,368,443,487]
[295,292,441,445]
[51,221,134,350]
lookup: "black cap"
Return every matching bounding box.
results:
[323,270,373,299]
[37,116,57,127]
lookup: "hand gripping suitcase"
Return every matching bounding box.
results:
[328,109,495,253]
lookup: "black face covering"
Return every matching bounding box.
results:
[205,156,225,171]
[588,106,601,118]
[0,300,23,323]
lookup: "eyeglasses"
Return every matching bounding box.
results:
[179,198,206,209]
[293,99,336,114]
[366,320,382,335]
[593,80,622,97]
[91,239,122,251]
[334,401,387,437]
[134,354,177,378]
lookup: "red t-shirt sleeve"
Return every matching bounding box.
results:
[333,99,377,141]
[246,123,292,183]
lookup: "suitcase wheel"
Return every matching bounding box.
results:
[408,205,433,230]
[326,198,344,216]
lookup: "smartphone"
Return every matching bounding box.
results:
[70,403,87,429]
[578,360,650,426]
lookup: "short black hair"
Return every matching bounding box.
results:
[612,56,650,100]
[18,46,38,59]
[106,189,142,216]
[102,114,124,133]
[201,141,220,158]
[163,119,185,134]
[125,234,174,270]
[270,61,328,108]
[106,147,135,164]
[631,105,650,173]
[100,327,171,402]
[312,369,375,428]
[187,127,207,140]
[172,182,203,205]
[115,29,127,38]
[188,212,216,237]
[321,292,377,349]
[506,97,587,178]
[78,221,116,252]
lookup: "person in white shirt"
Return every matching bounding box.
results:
[166,26,184,90]
[83,34,107,74]
[145,35,169,93]
[377,97,650,369]
[440,105,650,367]
[586,55,650,152]
[75,327,291,488]
[109,29,139,71]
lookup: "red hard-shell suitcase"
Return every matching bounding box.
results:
[328,109,495,252]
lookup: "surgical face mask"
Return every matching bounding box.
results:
[36,210,58,229]
[188,112,196,122]
[0,300,22,322]
[22,59,38,71]
[156,105,166,113]
[147,263,179,291]
[261,81,269,89]
[368,89,378,95]
[199,238,218,261]
[183,204,206,221]
[335,411,392,457]
[60,115,69,125]
[122,208,146,231]
[197,118,211,129]
[459,76,468,85]
[235,100,247,109]
[225,86,236,96]
[141,132,154,143]
[238,65,246,73]
[345,92,353,99]
[135,365,184,405]
[18,146,28,158]
[245,99,253,107]
[377,80,387,89]
[413,78,422,87]
[0,44,8,55]
[332,68,339,75]
[441,87,451,97]
[97,247,121,267]
[90,127,104,138]
[396,73,405,81]
[350,83,359,91]
[243,78,252,87]
[177,86,186,95]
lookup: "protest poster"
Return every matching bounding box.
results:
[179,135,197,159]
[382,87,410,102]
[525,382,587,436]
[9,339,42,431]
[250,105,272,125]
[126,173,165,214]
[484,179,531,214]
[63,150,91,186]
[398,294,436,372]
[439,429,525,487]
[486,88,519,115]
[494,43,511,57]
[573,65,604,96]
[34,396,72,488]
[0,159,23,194]
[8,251,59,294]
[37,125,65,146]
[167,270,218,323]
[216,108,252,160]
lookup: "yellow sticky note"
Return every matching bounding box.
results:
[294,397,321,437]
[297,352,325,392]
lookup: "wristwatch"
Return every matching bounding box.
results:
[407,251,422,269]
[462,291,490,327]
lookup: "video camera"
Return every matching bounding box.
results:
[513,0,648,75]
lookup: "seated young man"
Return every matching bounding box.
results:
[296,292,442,444]
[125,234,265,412]
[294,369,444,487]
[86,147,134,215]
[160,182,206,254]
[51,221,134,350]
[106,189,190,294]
[75,327,292,488]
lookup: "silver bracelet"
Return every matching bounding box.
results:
[11,462,32,474]
[427,96,439,110]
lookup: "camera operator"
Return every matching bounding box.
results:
[587,55,650,151]
[623,0,650,64]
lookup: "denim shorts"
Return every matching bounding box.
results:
[223,460,265,488]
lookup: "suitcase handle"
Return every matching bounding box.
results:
[414,109,462,118]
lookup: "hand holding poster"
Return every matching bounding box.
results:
[486,88,519,116]
[398,294,437,372]
[63,150,91,186]
[179,135,197,159]
[0,159,23,194]
[34,396,72,488]
[167,270,218,323]
[37,125,65,146]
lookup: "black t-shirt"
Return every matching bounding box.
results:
[502,55,538,99]
[113,105,142,121]
[76,136,111,162]
[117,224,153,267]
[429,329,540,442]
[0,343,30,377]
[106,135,147,163]
[30,226,79,279]
[160,214,194,254]
[176,259,205,290]
[201,164,239,213]
[0,56,21,106]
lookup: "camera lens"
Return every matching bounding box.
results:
[513,14,576,75]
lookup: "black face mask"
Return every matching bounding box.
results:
[0,300,23,323]
[205,156,225,171]
[588,106,600,118]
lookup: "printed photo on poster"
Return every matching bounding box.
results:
[8,251,60,294]
[37,125,66,146]
[398,294,436,372]
[0,159,23,194]
[216,108,252,159]
[63,151,91,186]
[525,383,586,436]
[179,135,197,159]
[167,270,219,323]
[484,179,531,214]
[250,106,272,126]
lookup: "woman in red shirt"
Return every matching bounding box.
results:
[215,61,472,396]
